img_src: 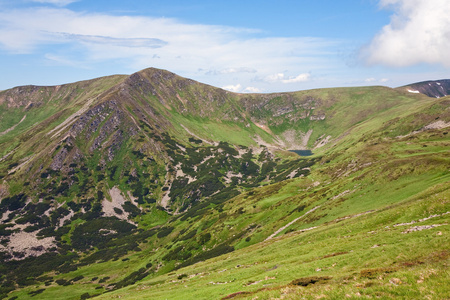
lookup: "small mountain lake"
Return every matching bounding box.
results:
[289,150,313,156]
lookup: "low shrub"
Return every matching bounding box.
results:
[157,226,174,238]
[98,276,110,283]
[360,267,396,278]
[175,243,234,270]
[290,276,332,286]
[28,288,45,296]
[112,268,149,289]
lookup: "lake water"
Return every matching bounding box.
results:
[289,150,313,156]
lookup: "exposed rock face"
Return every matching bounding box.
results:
[0,85,46,108]
[49,147,69,171]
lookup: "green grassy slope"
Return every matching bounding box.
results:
[0,69,449,299]
[100,183,449,300]
[10,111,448,300]
[94,95,449,300]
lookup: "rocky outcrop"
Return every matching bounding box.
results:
[49,147,69,171]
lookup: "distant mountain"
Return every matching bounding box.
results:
[401,79,450,98]
[1,69,449,299]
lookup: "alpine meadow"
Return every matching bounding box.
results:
[0,68,449,299]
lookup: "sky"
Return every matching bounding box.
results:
[0,0,449,93]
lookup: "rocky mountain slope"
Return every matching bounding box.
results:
[0,68,449,299]
[400,79,450,98]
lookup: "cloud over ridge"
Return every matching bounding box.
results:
[361,0,450,67]
[265,73,311,84]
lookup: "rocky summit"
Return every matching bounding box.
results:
[0,68,449,299]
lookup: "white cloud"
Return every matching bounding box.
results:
[205,67,257,75]
[222,84,242,92]
[54,32,167,48]
[44,53,89,68]
[282,73,311,83]
[0,6,340,91]
[243,86,261,93]
[265,73,285,83]
[222,85,261,93]
[361,0,450,67]
[265,72,310,84]
[31,0,78,6]
[364,77,390,84]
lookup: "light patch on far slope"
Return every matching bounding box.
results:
[254,122,273,134]
[175,163,196,184]
[103,186,130,221]
[0,231,55,260]
[179,123,214,145]
[265,206,321,241]
[223,171,243,184]
[282,129,313,149]
[407,89,420,93]
[160,184,171,209]
[314,134,332,149]
[397,120,450,138]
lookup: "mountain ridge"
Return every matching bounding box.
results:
[0,68,449,299]
[3,67,448,98]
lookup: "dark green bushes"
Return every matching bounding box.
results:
[71,217,136,250]
[0,193,27,213]
[178,229,197,241]
[55,279,70,286]
[80,202,103,221]
[198,233,211,244]
[0,224,14,237]
[188,137,202,144]
[79,229,153,264]
[162,245,192,261]
[80,292,91,299]
[157,226,174,238]
[112,268,149,289]
[122,201,140,218]
[3,252,79,289]
[209,188,240,205]
[175,243,234,270]
[109,166,118,180]
[71,275,84,282]
[98,276,110,283]
[28,288,45,296]
[7,162,19,169]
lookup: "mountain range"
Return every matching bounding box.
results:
[0,68,449,299]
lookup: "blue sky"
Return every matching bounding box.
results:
[0,0,449,92]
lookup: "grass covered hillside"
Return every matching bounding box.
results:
[0,68,448,299]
